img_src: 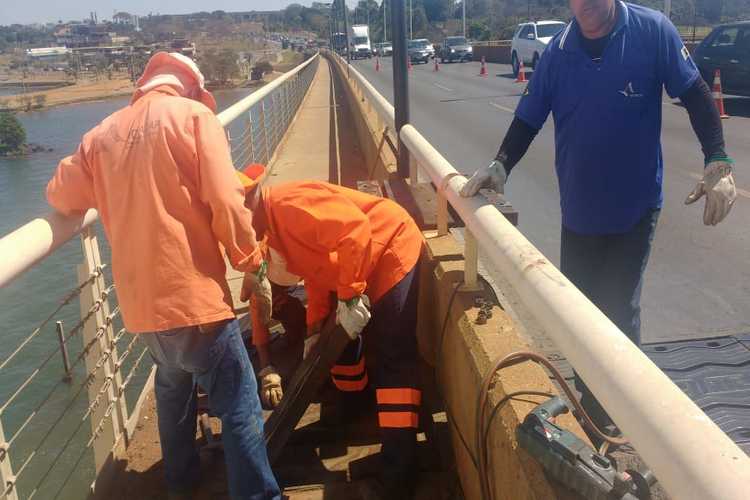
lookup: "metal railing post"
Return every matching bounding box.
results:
[409,154,419,186]
[246,114,255,165]
[56,321,72,382]
[437,191,449,237]
[0,418,18,500]
[463,229,479,289]
[261,100,270,164]
[78,227,126,473]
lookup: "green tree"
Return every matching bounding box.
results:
[34,94,47,109]
[214,49,240,82]
[423,0,449,22]
[469,21,491,41]
[0,112,26,155]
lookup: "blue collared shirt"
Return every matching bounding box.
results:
[516,1,699,234]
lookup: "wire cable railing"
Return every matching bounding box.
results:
[0,52,322,500]
[224,55,319,169]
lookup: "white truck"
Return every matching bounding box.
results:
[349,24,372,59]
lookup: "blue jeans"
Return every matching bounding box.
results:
[142,319,281,500]
[560,209,660,427]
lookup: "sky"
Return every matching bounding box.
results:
[1,0,362,26]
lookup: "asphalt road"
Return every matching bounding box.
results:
[351,56,750,343]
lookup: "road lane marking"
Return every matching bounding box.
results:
[490,102,516,114]
[440,95,506,102]
[687,172,750,199]
[432,82,454,92]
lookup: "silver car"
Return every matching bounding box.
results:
[408,39,433,64]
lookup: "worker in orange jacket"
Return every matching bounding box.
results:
[46,53,279,500]
[237,165,424,497]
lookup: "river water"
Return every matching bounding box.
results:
[0,88,256,499]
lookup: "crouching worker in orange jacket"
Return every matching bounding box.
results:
[237,165,425,498]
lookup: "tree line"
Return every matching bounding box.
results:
[268,0,750,42]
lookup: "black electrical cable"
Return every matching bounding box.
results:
[474,352,630,500]
[434,281,480,472]
[481,390,554,498]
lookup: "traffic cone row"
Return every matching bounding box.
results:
[479,56,487,77]
[515,61,527,83]
[713,69,730,119]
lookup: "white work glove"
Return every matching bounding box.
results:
[336,295,371,340]
[460,159,507,197]
[258,365,283,408]
[240,261,273,326]
[684,158,737,226]
[303,333,320,360]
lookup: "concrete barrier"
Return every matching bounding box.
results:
[324,52,397,181]
[418,233,588,500]
[472,43,513,64]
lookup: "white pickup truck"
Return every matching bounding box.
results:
[510,20,566,76]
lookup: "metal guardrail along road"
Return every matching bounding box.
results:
[331,52,750,500]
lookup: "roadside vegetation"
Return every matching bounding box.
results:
[275,0,750,42]
[0,111,26,156]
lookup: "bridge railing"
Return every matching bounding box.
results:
[330,52,750,499]
[0,53,319,499]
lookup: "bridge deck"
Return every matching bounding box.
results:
[109,57,457,500]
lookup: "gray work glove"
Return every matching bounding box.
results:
[336,295,371,340]
[240,261,273,326]
[460,159,507,197]
[685,157,737,226]
[258,365,283,408]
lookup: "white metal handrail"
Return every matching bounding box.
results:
[219,53,318,127]
[0,53,321,499]
[333,52,750,499]
[0,53,320,289]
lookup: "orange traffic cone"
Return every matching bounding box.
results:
[375,57,380,72]
[407,57,412,72]
[516,61,527,83]
[713,69,730,119]
[479,56,487,77]
[434,57,439,72]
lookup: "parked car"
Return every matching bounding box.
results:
[373,42,393,57]
[510,20,566,76]
[694,21,750,97]
[408,39,433,63]
[439,36,473,63]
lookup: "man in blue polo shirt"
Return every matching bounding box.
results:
[461,0,737,430]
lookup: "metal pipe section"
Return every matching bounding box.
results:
[399,123,750,500]
[390,0,410,178]
[0,209,98,288]
[218,54,319,127]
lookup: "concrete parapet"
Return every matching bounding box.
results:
[418,233,588,500]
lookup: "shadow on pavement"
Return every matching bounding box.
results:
[723,97,750,119]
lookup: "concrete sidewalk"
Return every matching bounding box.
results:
[228,57,369,306]
[265,58,336,186]
[227,58,337,306]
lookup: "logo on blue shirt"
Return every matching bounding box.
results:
[619,82,644,98]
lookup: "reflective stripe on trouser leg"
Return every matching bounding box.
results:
[331,336,368,392]
[371,263,422,482]
[377,388,421,428]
